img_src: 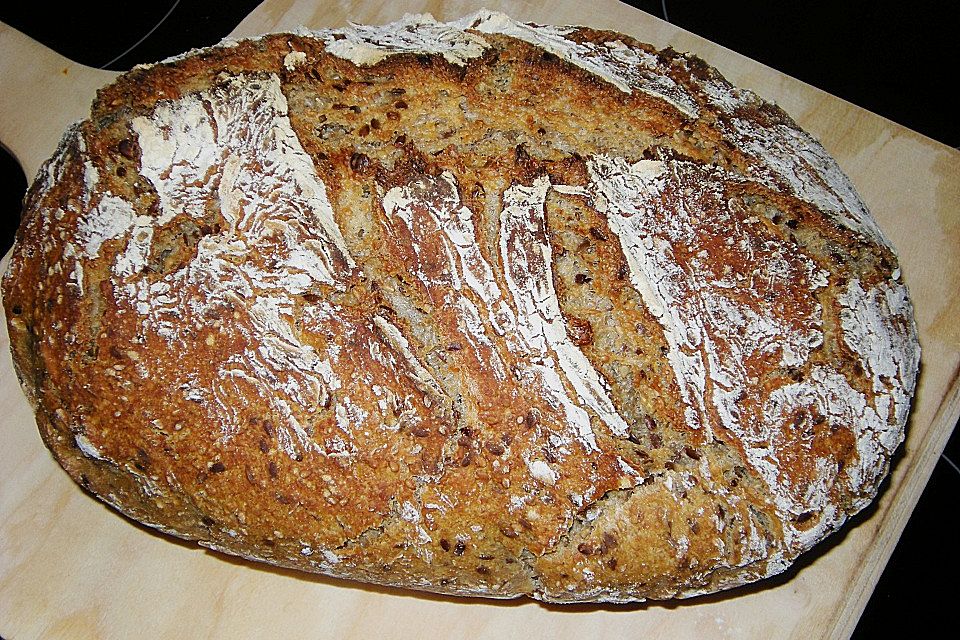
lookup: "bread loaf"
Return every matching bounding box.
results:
[1,11,921,602]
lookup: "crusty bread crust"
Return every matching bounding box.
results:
[1,12,919,602]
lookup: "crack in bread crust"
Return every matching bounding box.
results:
[1,12,919,602]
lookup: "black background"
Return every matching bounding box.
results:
[0,2,956,637]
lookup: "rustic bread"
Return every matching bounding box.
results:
[1,11,920,602]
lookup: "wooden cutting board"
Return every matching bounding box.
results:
[1,1,958,638]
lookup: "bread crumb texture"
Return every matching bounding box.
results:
[2,11,920,602]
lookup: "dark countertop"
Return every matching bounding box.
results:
[1,2,956,637]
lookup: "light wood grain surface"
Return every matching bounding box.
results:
[1,1,958,638]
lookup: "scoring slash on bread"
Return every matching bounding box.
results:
[1,10,921,602]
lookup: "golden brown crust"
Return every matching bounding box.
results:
[1,13,919,602]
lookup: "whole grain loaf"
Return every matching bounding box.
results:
[1,11,920,602]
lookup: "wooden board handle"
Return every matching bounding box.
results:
[0,21,118,181]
